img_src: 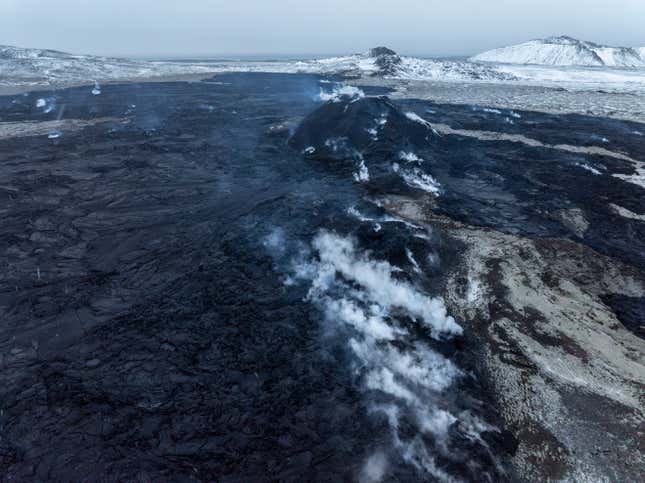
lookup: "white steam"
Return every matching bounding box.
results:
[309,232,461,337]
[323,139,371,183]
[399,151,423,163]
[318,84,365,103]
[346,205,422,230]
[576,162,602,175]
[360,451,389,483]
[91,81,101,95]
[279,228,500,479]
[400,167,441,195]
[354,153,370,182]
[405,112,441,136]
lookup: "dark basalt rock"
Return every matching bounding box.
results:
[1,72,643,481]
[290,95,430,153]
[368,46,398,57]
[600,294,645,339]
[368,46,402,76]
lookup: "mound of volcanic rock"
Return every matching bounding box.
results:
[368,46,403,76]
[289,94,442,195]
[290,95,435,154]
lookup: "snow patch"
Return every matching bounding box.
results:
[405,112,431,127]
[576,163,602,175]
[346,206,423,231]
[405,112,441,136]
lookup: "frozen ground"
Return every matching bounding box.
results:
[354,78,645,123]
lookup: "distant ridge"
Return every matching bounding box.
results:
[471,36,645,67]
[0,45,75,60]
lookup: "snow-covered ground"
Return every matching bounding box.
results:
[492,63,645,92]
[0,45,223,89]
[0,45,515,88]
[3,43,645,93]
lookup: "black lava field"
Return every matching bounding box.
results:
[1,73,643,481]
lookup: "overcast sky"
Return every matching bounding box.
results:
[2,0,644,58]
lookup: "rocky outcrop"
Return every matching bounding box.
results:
[368,46,403,76]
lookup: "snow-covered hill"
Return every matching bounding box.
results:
[0,45,221,89]
[0,44,517,89]
[0,46,75,60]
[472,36,645,67]
[2,44,645,95]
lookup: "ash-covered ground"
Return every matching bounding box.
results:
[0,73,643,482]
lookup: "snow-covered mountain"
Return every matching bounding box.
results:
[472,36,645,67]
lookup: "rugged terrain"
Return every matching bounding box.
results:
[0,74,643,481]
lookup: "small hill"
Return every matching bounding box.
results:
[471,36,645,67]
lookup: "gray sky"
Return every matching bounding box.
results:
[1,0,644,58]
